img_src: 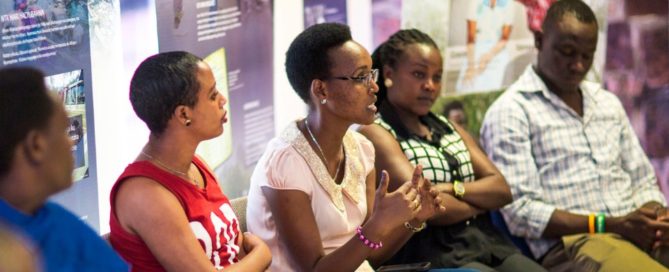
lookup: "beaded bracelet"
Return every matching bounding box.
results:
[356,226,383,250]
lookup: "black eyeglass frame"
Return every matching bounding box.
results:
[327,69,379,88]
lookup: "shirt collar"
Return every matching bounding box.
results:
[514,65,602,121]
[377,101,453,141]
[516,65,601,97]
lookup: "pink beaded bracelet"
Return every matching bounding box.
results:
[356,226,383,250]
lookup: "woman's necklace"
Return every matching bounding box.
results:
[141,151,199,187]
[304,118,344,181]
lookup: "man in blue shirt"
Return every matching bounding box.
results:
[0,67,128,272]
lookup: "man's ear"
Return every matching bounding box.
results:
[534,31,543,50]
[22,130,48,164]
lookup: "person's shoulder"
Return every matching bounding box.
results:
[584,82,625,109]
[487,68,542,115]
[348,129,374,151]
[273,120,305,147]
[430,112,453,127]
[363,117,397,139]
[262,135,298,163]
[41,203,107,246]
[257,128,308,173]
[42,203,129,271]
[42,202,84,224]
[42,203,101,235]
[485,88,526,118]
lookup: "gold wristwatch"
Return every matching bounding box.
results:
[453,181,465,199]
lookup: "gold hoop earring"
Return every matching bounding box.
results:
[384,78,393,88]
[185,119,192,126]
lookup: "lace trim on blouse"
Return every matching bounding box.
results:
[280,122,363,212]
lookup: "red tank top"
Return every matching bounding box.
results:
[109,156,240,271]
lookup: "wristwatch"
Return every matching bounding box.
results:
[404,221,427,233]
[453,181,465,199]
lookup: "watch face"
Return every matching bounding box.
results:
[454,181,465,197]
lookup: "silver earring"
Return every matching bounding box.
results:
[320,99,327,105]
[185,119,191,126]
[384,78,393,88]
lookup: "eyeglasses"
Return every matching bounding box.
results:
[329,69,379,88]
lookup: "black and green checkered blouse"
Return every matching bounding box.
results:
[375,108,475,184]
[377,104,520,268]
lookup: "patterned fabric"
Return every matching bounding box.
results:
[376,106,520,268]
[285,124,365,211]
[480,65,666,258]
[375,113,475,184]
[516,0,557,32]
[246,121,375,272]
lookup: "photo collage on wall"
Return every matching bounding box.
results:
[154,0,275,197]
[0,0,100,230]
[45,69,89,181]
[303,0,348,28]
[373,0,607,95]
[604,0,669,196]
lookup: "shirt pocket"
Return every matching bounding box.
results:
[529,114,594,184]
[587,111,624,167]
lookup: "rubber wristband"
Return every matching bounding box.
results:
[596,213,605,233]
[588,213,595,234]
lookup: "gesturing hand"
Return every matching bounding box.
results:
[410,165,445,223]
[372,170,419,229]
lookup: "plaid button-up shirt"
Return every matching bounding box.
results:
[480,65,666,258]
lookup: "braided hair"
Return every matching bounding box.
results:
[372,29,439,106]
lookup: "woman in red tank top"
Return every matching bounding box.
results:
[109,51,271,272]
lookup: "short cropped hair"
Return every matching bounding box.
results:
[0,67,54,176]
[542,0,598,32]
[129,51,202,135]
[285,23,352,103]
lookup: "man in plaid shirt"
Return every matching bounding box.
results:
[481,0,669,270]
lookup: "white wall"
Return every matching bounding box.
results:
[273,0,308,131]
[348,0,373,52]
[92,0,158,234]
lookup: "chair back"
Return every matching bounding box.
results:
[230,196,248,233]
[489,210,534,258]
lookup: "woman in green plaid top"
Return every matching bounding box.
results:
[358,29,546,271]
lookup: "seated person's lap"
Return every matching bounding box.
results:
[543,234,669,272]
